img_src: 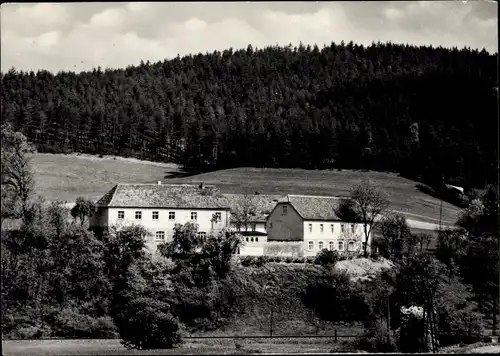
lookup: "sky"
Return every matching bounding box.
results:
[0,1,497,73]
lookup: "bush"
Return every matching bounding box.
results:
[355,320,398,352]
[115,298,182,350]
[6,324,53,339]
[305,256,315,264]
[53,308,117,338]
[314,249,340,266]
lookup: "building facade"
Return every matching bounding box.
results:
[266,195,371,257]
[90,183,231,253]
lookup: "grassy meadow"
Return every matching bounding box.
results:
[32,153,461,225]
[1,337,355,355]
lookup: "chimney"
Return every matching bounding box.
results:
[157,181,161,185]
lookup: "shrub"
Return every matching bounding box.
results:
[305,256,315,264]
[285,256,294,263]
[115,298,182,350]
[53,308,117,338]
[6,324,53,339]
[314,249,340,266]
[355,320,398,352]
[240,256,254,267]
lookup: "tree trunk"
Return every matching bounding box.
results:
[363,222,369,257]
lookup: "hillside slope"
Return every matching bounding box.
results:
[32,153,460,225]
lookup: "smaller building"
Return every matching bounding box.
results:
[266,195,371,257]
[224,193,282,256]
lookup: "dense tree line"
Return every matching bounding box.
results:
[1,41,497,189]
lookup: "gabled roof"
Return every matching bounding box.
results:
[96,183,230,209]
[224,194,283,222]
[279,194,343,221]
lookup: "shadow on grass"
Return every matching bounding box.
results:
[415,183,468,209]
[164,167,220,179]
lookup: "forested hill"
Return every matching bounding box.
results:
[0,41,497,188]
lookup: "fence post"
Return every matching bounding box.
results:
[334,329,338,343]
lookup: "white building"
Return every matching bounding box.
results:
[90,182,231,253]
[224,193,283,256]
[266,195,371,257]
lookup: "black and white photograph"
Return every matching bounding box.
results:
[1,1,498,354]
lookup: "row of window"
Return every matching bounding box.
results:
[307,240,358,251]
[119,211,222,221]
[154,231,207,241]
[308,223,356,234]
[244,236,260,243]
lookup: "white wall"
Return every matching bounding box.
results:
[239,234,267,256]
[302,221,370,257]
[91,207,230,251]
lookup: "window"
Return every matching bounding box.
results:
[118,211,124,219]
[309,224,313,233]
[197,232,206,241]
[270,222,273,228]
[329,241,334,251]
[341,224,345,233]
[308,241,314,250]
[155,231,165,241]
[251,223,256,232]
[318,241,324,250]
[331,224,334,233]
[348,241,355,251]
[255,237,259,242]
[338,240,344,251]
[282,205,288,215]
[245,237,249,242]
[351,224,355,233]
[237,225,241,232]
[191,212,197,220]
[168,212,175,220]
[152,211,159,220]
[135,211,142,220]
[320,224,324,233]
[251,237,254,242]
[215,212,222,221]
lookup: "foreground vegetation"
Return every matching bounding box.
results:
[1,126,498,353]
[2,42,497,192]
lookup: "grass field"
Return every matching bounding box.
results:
[2,337,355,355]
[32,153,460,225]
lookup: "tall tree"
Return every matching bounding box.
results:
[349,180,390,257]
[1,123,35,222]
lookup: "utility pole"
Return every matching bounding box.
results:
[438,174,444,231]
[270,306,274,338]
[387,295,391,345]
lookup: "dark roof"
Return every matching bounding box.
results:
[281,195,342,221]
[96,183,230,209]
[224,194,283,222]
